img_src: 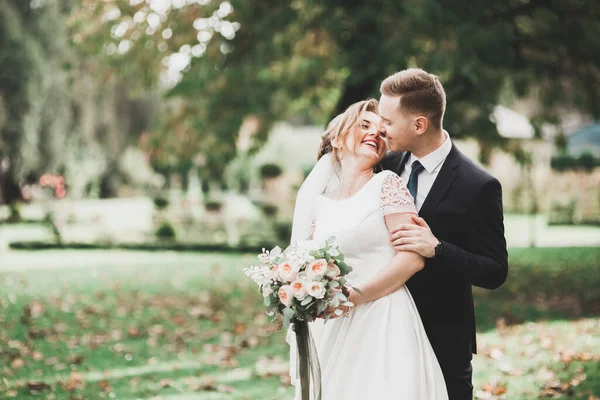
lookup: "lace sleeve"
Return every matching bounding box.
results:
[380,172,417,216]
[309,218,316,239]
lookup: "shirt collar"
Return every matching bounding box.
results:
[409,132,452,174]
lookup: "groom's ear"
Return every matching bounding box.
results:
[414,116,429,135]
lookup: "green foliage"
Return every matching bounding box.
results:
[153,196,169,210]
[155,222,176,241]
[3,0,600,201]
[260,202,278,217]
[506,247,599,308]
[554,132,568,153]
[274,220,292,244]
[551,151,600,172]
[205,200,223,212]
[259,163,283,179]
[7,203,21,223]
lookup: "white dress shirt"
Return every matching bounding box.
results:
[400,134,453,212]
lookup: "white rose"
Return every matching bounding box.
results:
[306,281,326,299]
[279,262,299,282]
[278,285,294,307]
[291,280,308,300]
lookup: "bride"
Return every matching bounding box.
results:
[288,99,448,399]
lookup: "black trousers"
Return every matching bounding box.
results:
[444,360,473,400]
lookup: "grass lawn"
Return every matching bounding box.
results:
[0,249,599,400]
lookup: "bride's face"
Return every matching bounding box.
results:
[342,111,387,164]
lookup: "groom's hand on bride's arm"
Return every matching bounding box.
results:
[389,215,438,258]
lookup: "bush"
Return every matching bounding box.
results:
[274,220,293,244]
[259,163,283,179]
[8,241,272,253]
[205,200,223,212]
[153,196,169,210]
[551,151,600,172]
[155,222,176,240]
[8,203,22,223]
[479,247,600,311]
[260,203,278,217]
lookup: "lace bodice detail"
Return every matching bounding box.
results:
[311,171,416,283]
[380,171,417,216]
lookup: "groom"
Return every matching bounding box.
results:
[377,68,508,399]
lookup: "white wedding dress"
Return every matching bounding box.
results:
[289,170,448,400]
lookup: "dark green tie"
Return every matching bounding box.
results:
[407,160,425,202]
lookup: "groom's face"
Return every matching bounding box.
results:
[378,94,416,153]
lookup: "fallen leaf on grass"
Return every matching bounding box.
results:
[217,385,235,393]
[157,379,173,389]
[128,327,140,337]
[196,377,217,391]
[68,355,84,365]
[62,372,85,391]
[255,356,290,378]
[45,357,58,365]
[26,381,51,391]
[98,380,112,392]
[11,358,25,369]
[233,322,246,334]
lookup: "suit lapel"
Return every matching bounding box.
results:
[418,143,461,218]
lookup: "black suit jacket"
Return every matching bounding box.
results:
[380,143,508,373]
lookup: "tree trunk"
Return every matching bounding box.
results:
[331,70,382,120]
[0,170,23,205]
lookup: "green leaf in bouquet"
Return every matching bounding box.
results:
[338,277,347,286]
[328,280,340,288]
[337,261,349,275]
[328,246,340,257]
[264,295,271,307]
[326,236,336,246]
[334,291,347,301]
[351,286,363,296]
[300,296,313,306]
[270,246,282,258]
[317,300,329,314]
[330,297,340,308]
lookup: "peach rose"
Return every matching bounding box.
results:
[279,262,298,282]
[306,281,326,299]
[278,285,294,307]
[326,261,341,278]
[306,259,328,280]
[291,280,308,300]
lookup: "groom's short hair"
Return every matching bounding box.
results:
[380,68,446,130]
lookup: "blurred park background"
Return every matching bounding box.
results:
[1,0,599,399]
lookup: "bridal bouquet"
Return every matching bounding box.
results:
[243,237,355,400]
[243,237,354,328]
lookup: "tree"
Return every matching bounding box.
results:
[0,0,73,203]
[95,0,600,171]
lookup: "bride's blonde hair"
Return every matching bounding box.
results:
[317,99,379,160]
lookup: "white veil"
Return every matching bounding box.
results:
[287,152,340,390]
[290,152,341,244]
